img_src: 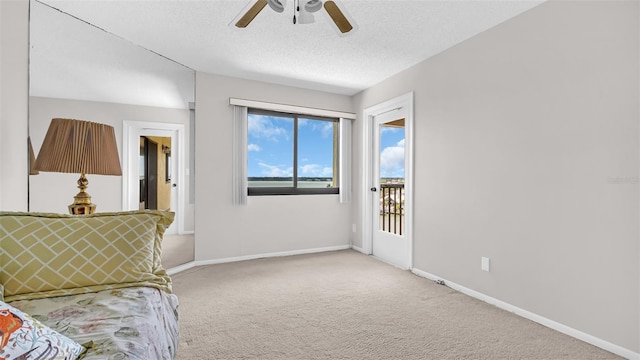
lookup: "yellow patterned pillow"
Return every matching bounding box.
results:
[0,210,174,302]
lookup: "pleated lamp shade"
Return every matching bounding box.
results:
[34,118,121,176]
[28,137,39,175]
[34,118,122,214]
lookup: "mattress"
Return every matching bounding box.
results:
[9,286,179,359]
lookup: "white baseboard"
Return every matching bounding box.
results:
[351,245,366,254]
[166,261,196,275]
[411,268,639,360]
[167,245,352,275]
[193,245,351,268]
[167,245,351,275]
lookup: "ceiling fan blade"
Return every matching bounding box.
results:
[235,0,268,28]
[324,1,353,34]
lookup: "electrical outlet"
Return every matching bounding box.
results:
[481,257,490,272]
[352,224,356,233]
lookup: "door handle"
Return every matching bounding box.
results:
[370,187,377,192]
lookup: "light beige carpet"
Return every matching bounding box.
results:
[162,234,195,269]
[171,250,621,360]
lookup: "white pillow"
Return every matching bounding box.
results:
[0,300,85,359]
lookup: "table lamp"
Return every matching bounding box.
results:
[34,118,122,215]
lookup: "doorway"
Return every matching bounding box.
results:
[139,136,172,211]
[363,93,414,269]
[122,121,185,235]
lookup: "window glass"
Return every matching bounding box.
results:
[248,113,294,188]
[298,118,337,189]
[247,109,338,195]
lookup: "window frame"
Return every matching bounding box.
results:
[247,108,339,196]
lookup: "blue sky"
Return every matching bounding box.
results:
[248,113,405,179]
[379,126,405,179]
[248,114,334,178]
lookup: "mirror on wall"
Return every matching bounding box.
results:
[29,0,195,269]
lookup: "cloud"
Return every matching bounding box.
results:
[319,122,334,138]
[258,162,292,177]
[248,115,290,141]
[248,143,261,152]
[300,164,333,177]
[380,139,404,178]
[299,118,334,138]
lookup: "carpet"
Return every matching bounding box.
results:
[162,234,195,269]
[171,250,620,359]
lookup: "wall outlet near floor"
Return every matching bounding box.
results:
[481,257,490,272]
[352,224,356,233]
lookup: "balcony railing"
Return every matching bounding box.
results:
[379,183,404,235]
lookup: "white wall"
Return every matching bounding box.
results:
[194,72,354,261]
[0,0,29,212]
[29,96,194,232]
[353,0,639,355]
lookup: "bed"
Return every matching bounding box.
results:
[0,210,179,360]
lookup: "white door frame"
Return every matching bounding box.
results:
[122,120,186,234]
[361,92,414,269]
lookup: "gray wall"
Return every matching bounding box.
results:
[2,0,638,355]
[0,0,29,211]
[29,96,194,232]
[353,0,639,353]
[194,72,354,261]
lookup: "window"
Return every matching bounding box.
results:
[247,108,339,195]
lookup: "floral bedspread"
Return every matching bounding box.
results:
[9,286,179,359]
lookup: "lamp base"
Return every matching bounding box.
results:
[68,172,96,215]
[69,203,96,215]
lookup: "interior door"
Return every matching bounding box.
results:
[125,125,180,235]
[143,137,159,210]
[371,110,409,268]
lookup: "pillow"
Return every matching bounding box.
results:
[0,210,174,302]
[0,300,84,359]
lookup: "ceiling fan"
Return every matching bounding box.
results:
[233,0,357,35]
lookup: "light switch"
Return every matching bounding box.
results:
[481,257,490,272]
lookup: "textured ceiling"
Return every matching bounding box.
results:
[32,0,545,108]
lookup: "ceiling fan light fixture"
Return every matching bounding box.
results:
[298,5,315,24]
[304,0,323,13]
[268,0,286,13]
[232,0,356,35]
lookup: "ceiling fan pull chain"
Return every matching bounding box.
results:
[293,0,297,24]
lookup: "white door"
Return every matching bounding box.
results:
[122,121,185,235]
[371,108,410,268]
